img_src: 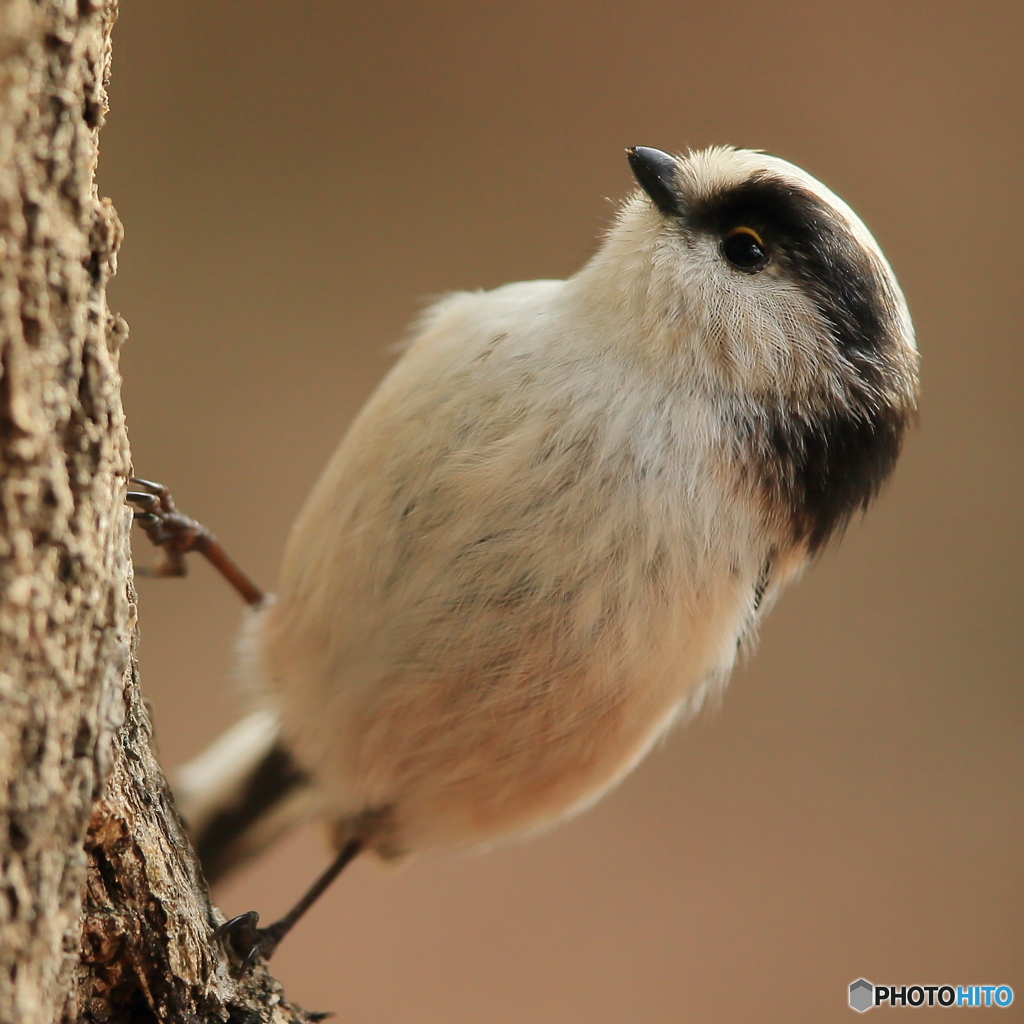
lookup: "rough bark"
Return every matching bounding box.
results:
[0,3,322,1021]
[75,631,324,1024]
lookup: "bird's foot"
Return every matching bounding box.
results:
[126,477,211,578]
[127,477,265,605]
[215,911,287,976]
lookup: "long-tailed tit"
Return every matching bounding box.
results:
[131,145,919,970]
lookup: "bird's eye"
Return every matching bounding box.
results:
[722,227,769,273]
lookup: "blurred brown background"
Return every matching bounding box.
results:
[99,2,1022,1021]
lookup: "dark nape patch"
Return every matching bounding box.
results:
[191,743,309,886]
[759,402,908,552]
[692,171,915,549]
[690,173,897,370]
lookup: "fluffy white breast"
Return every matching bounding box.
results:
[250,276,778,854]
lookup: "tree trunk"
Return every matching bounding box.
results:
[0,3,320,1020]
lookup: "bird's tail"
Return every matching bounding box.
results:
[173,709,319,886]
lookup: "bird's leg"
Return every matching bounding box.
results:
[215,838,363,974]
[127,477,265,607]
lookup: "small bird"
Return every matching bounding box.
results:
[132,145,918,970]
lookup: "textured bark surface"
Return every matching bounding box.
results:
[76,631,322,1024]
[0,0,130,1018]
[0,3,322,1021]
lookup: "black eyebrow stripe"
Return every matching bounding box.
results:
[688,174,896,372]
[690,173,914,551]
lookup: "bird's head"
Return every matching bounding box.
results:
[577,145,920,551]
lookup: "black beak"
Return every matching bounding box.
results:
[626,147,681,217]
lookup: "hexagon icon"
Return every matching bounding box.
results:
[849,979,874,1013]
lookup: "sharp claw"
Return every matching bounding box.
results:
[130,477,166,495]
[214,910,261,940]
[128,478,198,562]
[215,911,268,975]
[127,491,160,510]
